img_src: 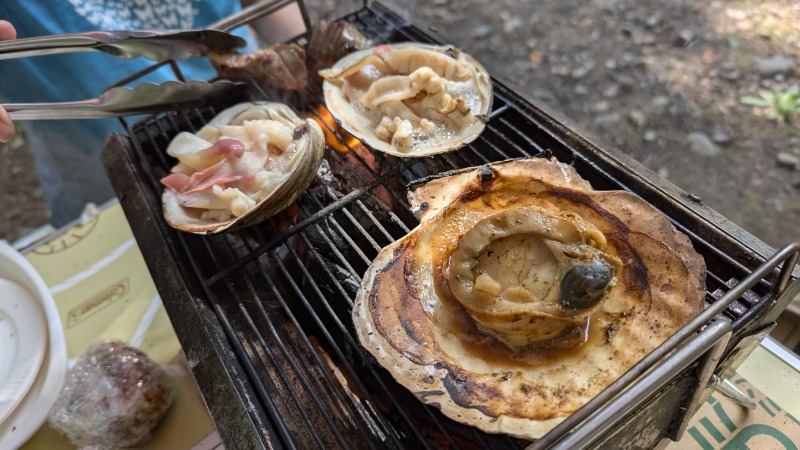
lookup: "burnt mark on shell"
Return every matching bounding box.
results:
[293,123,308,139]
[367,246,433,362]
[607,235,651,308]
[479,165,494,182]
[418,389,445,400]
[444,46,461,59]
[397,304,429,349]
[441,370,566,421]
[547,184,629,234]
[416,202,429,219]
[605,321,617,342]
[456,187,488,204]
[441,370,498,419]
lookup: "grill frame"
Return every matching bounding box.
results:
[100,2,800,448]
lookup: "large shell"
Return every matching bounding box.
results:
[321,43,493,157]
[352,157,706,440]
[161,102,324,234]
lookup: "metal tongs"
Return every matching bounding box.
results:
[1,29,248,120]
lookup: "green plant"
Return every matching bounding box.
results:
[740,85,800,124]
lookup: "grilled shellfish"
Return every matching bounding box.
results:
[209,44,308,91]
[161,102,324,234]
[352,157,705,439]
[320,43,493,157]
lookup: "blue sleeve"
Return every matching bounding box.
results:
[0,0,251,104]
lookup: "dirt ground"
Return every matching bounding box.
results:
[2,0,799,251]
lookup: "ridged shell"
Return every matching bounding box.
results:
[162,102,324,234]
[352,157,706,439]
[321,43,493,157]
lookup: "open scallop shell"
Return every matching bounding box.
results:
[321,42,493,157]
[352,157,706,439]
[162,102,324,234]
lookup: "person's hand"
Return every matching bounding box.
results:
[0,20,17,143]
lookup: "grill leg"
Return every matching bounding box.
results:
[666,329,732,441]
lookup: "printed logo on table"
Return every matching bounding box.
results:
[67,277,130,328]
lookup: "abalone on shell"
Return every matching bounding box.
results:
[352,157,705,440]
[161,102,324,234]
[320,42,493,157]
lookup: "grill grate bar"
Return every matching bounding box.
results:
[203,159,414,287]
[495,115,549,156]
[354,198,397,243]
[226,278,336,449]
[264,251,399,444]
[173,221,299,447]
[272,241,436,449]
[201,236,326,449]
[367,194,413,234]
[239,229,389,450]
[276,231,475,450]
[219,228,366,450]
[316,209,373,267]
[207,296,300,449]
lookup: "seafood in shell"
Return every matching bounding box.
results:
[161,102,324,234]
[308,19,372,68]
[208,44,308,90]
[352,157,705,439]
[320,43,493,157]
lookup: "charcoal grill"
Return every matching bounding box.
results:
[100,1,800,448]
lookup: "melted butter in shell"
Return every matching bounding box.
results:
[444,206,617,349]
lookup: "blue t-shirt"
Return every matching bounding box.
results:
[0,0,250,226]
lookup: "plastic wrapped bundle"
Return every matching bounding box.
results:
[48,341,175,448]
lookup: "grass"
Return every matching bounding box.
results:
[741,85,800,124]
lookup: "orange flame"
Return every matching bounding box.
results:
[308,106,363,154]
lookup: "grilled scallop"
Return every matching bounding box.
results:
[161,102,324,234]
[352,157,705,439]
[320,43,492,157]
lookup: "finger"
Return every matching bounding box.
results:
[0,107,15,143]
[0,20,16,41]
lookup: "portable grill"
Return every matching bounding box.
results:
[100,1,800,448]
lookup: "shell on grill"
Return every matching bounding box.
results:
[161,102,324,234]
[352,157,706,439]
[208,44,308,91]
[308,19,372,68]
[320,42,493,157]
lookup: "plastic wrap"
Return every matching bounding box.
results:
[48,341,175,448]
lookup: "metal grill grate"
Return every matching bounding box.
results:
[102,2,799,449]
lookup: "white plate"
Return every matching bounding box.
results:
[0,279,47,423]
[0,241,67,449]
